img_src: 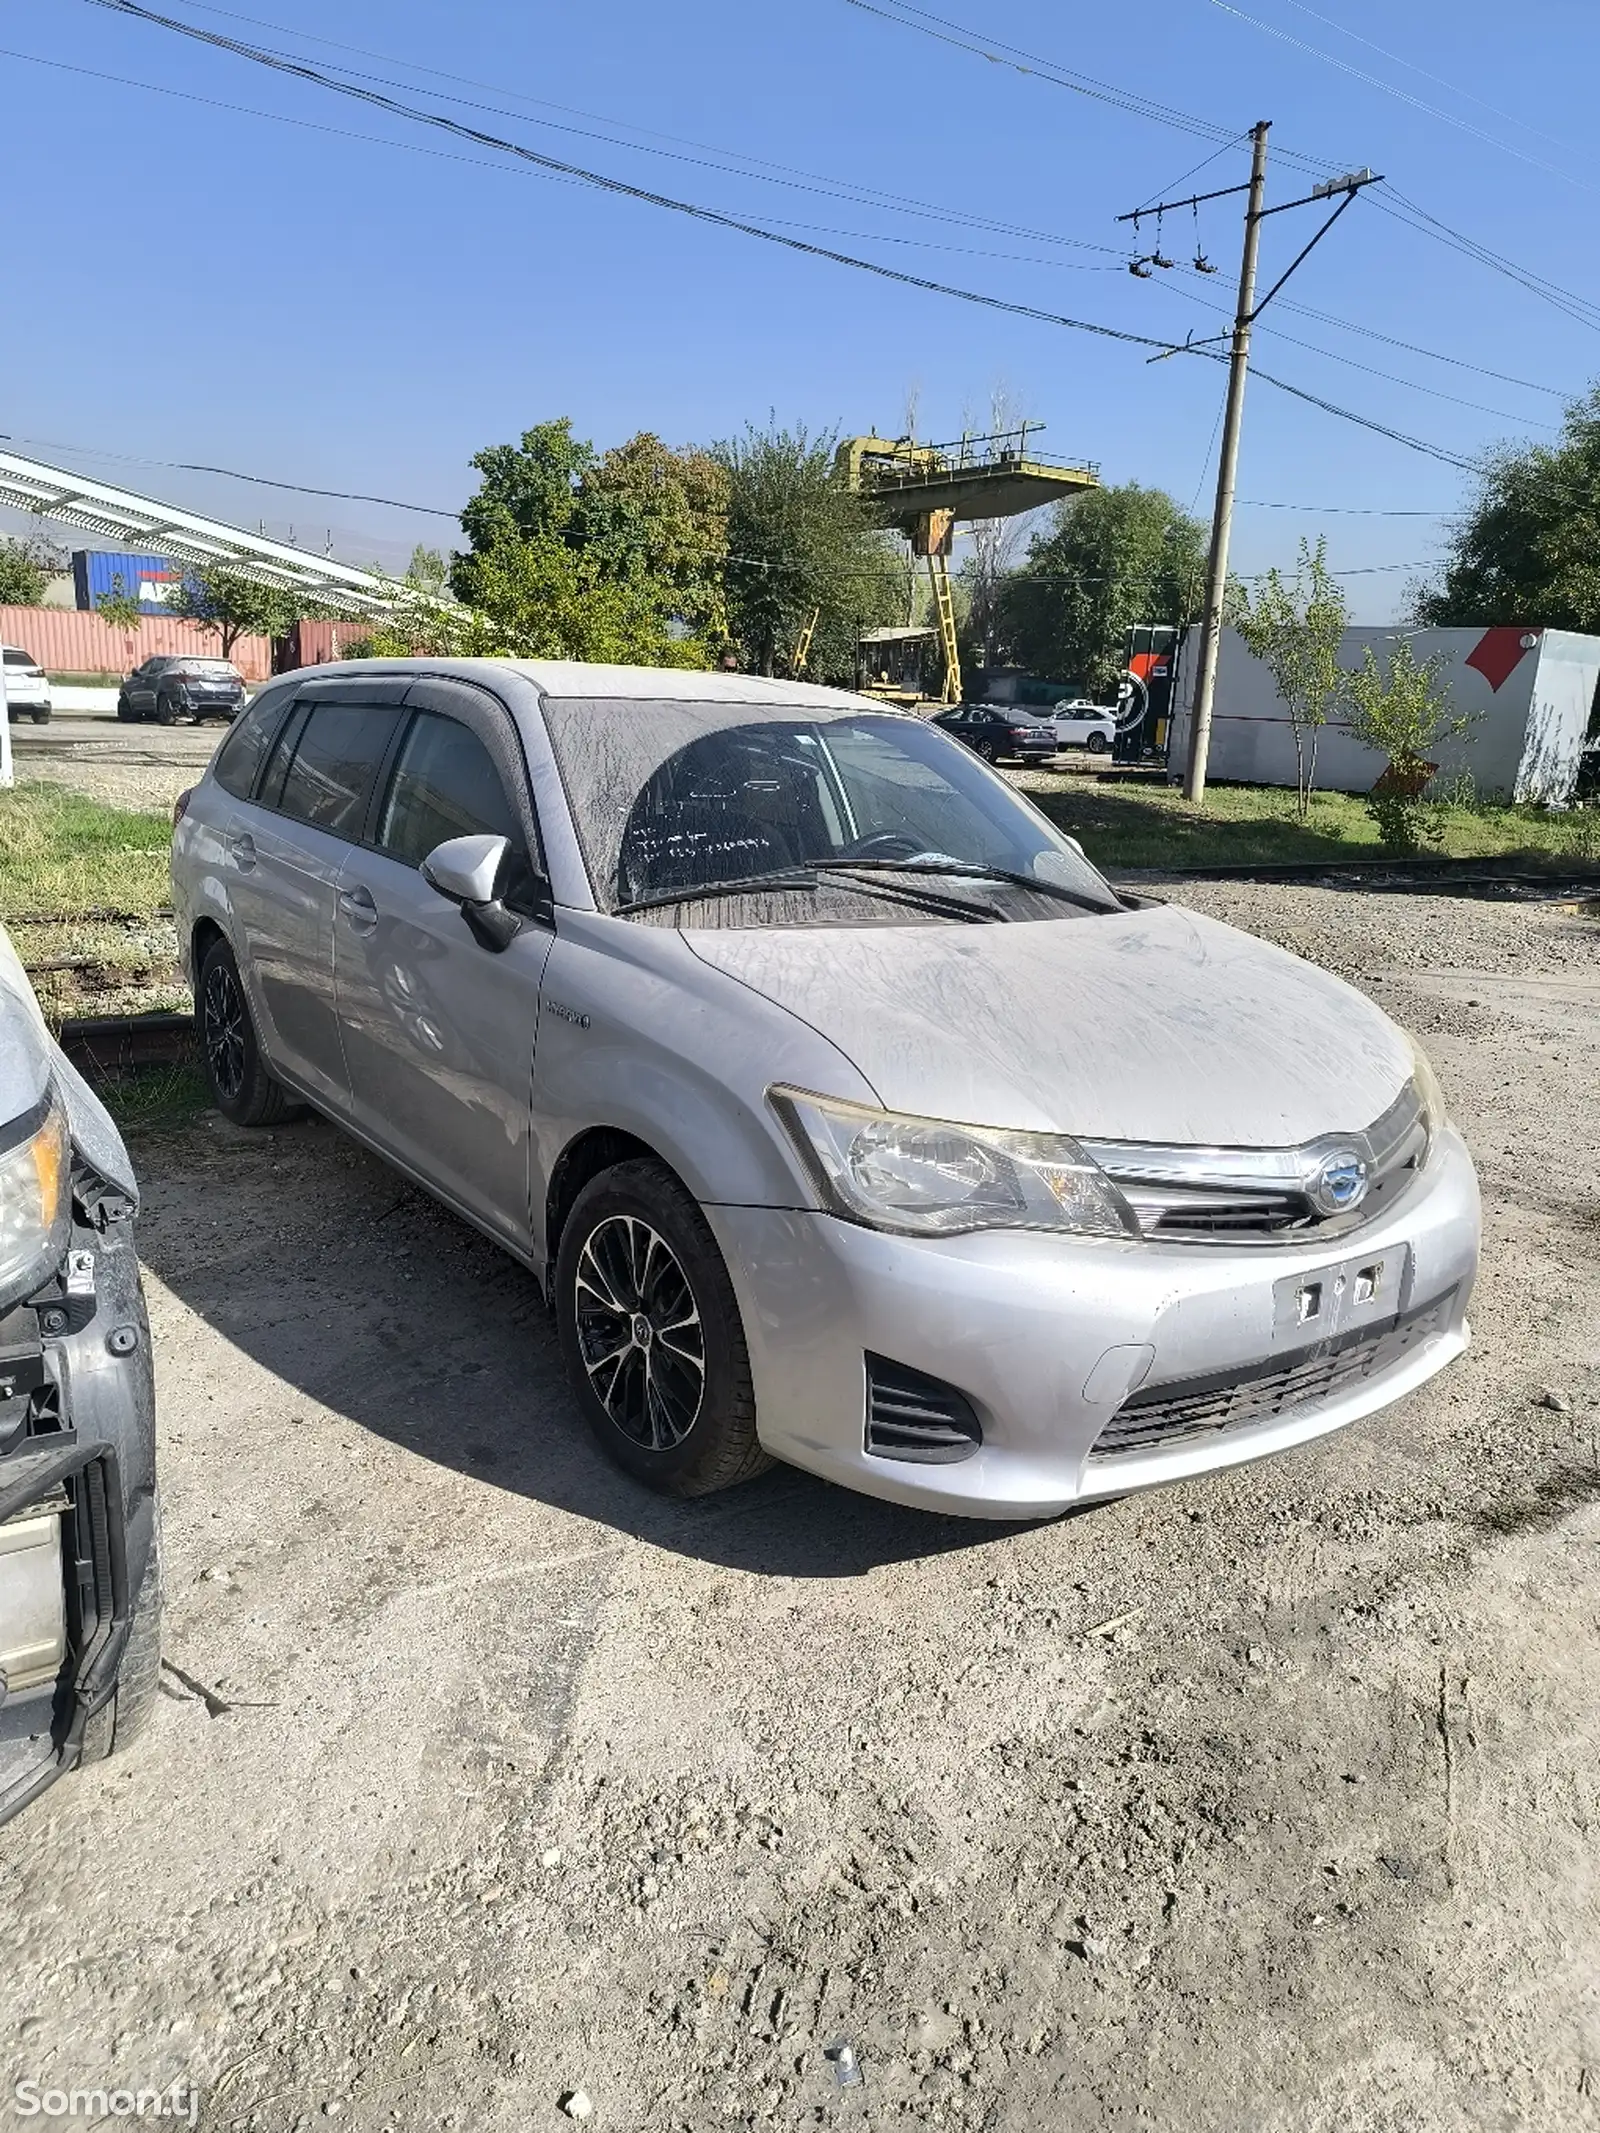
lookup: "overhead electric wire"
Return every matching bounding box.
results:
[847,0,1600,344]
[55,0,1483,476]
[839,0,1337,175]
[1270,0,1585,157]
[62,0,1579,402]
[155,0,1136,249]
[1206,0,1598,194]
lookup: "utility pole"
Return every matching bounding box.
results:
[1119,139,1379,803]
[1184,119,1269,804]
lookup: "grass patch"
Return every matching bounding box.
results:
[94,1062,212,1137]
[0,782,174,920]
[1014,770,1600,871]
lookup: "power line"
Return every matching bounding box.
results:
[91,0,1580,406]
[1205,0,1598,195]
[1271,0,1585,159]
[61,0,1486,478]
[846,0,1600,343]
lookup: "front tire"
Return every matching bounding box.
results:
[30,708,50,724]
[197,935,299,1126]
[555,1160,770,1498]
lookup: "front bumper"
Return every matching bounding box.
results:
[0,1216,157,1823]
[709,1125,1480,1519]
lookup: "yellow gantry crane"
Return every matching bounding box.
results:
[836,427,1100,705]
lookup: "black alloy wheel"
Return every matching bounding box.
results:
[555,1159,770,1498]
[574,1214,706,1450]
[201,956,248,1104]
[155,693,179,726]
[196,936,299,1126]
[976,739,997,762]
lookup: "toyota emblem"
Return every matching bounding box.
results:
[1311,1150,1369,1216]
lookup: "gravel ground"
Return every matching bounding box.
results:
[8,713,221,815]
[2,884,1598,2132]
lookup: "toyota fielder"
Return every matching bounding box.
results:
[169,661,1480,1518]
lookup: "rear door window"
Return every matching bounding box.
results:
[260,700,401,839]
[213,689,290,799]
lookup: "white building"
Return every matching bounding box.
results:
[1168,625,1600,803]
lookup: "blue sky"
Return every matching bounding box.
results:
[5,0,1596,618]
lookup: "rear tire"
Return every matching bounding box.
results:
[555,1159,771,1498]
[30,709,50,725]
[155,693,180,726]
[1087,731,1109,754]
[197,935,299,1126]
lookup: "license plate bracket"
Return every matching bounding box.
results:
[1273,1243,1412,1344]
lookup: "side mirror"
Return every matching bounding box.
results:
[421,833,523,952]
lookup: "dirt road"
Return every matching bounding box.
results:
[2,882,1597,2131]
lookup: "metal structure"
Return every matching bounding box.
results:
[837,428,1099,703]
[0,451,398,615]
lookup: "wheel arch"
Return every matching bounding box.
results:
[545,1125,684,1275]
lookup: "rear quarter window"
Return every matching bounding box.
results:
[212,687,292,801]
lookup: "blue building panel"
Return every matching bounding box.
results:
[72,550,183,617]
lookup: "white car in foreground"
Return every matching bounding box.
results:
[1051,700,1116,753]
[3,646,51,724]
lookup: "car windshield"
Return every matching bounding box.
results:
[2,648,38,668]
[179,661,237,676]
[541,697,1120,918]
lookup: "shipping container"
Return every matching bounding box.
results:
[71,549,183,618]
[1168,625,1600,805]
[0,604,274,680]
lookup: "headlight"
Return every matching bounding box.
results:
[1405,1034,1448,1139]
[769,1086,1139,1238]
[0,1098,71,1308]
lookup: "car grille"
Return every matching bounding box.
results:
[1089,1288,1456,1461]
[1082,1079,1430,1246]
[865,1354,983,1463]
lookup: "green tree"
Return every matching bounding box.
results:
[998,484,1207,695]
[0,537,50,607]
[451,419,724,664]
[1231,537,1349,818]
[167,564,305,658]
[1416,385,1600,629]
[712,420,904,681]
[1344,641,1474,853]
[95,576,144,666]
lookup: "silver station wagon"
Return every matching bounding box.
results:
[170,662,1481,1518]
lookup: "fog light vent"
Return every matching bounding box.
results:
[865,1354,982,1464]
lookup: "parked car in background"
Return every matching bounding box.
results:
[0,925,160,1825]
[931,703,1059,765]
[977,672,1081,714]
[117,656,245,726]
[170,659,1480,1523]
[3,646,51,724]
[1051,701,1118,753]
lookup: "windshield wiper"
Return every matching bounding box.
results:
[613,870,818,915]
[810,858,1120,913]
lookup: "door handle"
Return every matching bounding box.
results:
[337,883,378,931]
[225,831,256,871]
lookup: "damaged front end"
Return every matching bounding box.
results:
[0,937,160,1826]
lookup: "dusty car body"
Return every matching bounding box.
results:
[0,928,160,1824]
[170,661,1480,1518]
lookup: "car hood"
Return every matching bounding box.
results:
[683,901,1412,1146]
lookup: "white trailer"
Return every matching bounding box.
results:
[1168,625,1600,803]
